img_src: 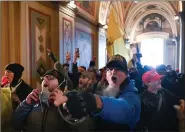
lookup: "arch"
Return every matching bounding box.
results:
[99,1,111,25]
[136,32,169,42]
[99,1,124,28]
[125,2,177,42]
[128,10,177,42]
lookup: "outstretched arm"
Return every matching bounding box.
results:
[50,90,140,126]
[92,94,140,125]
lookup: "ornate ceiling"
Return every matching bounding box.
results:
[98,1,180,42]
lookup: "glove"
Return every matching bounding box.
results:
[65,91,97,119]
[47,49,57,63]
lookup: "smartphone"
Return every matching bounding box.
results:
[75,48,80,58]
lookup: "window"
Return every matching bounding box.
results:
[141,38,164,68]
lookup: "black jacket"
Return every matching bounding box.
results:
[12,80,33,110]
[137,88,180,131]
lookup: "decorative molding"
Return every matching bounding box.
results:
[136,32,169,42]
[125,1,178,42]
[29,7,51,87]
[62,17,73,62]
[127,10,177,42]
[59,5,76,18]
[75,1,95,17]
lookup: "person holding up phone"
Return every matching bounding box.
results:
[12,69,71,132]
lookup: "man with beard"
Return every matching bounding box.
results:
[78,71,96,92]
[50,54,141,131]
[12,69,71,132]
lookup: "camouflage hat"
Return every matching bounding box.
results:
[80,71,95,79]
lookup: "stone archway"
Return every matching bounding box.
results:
[125,1,178,42]
[99,1,124,29]
[98,1,125,68]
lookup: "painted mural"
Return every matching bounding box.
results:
[29,8,51,86]
[75,1,95,16]
[63,18,72,62]
[75,29,92,69]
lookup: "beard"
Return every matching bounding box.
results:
[102,85,120,97]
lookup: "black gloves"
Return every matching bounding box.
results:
[47,49,58,63]
[65,91,97,119]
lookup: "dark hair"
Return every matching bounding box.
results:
[79,66,86,71]
[63,63,69,67]
[5,63,24,86]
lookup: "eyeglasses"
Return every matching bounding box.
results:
[43,75,56,80]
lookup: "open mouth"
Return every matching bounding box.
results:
[79,80,82,85]
[44,83,48,87]
[111,76,117,83]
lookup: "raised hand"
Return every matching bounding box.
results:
[49,89,68,107]
[66,52,71,62]
[174,99,185,120]
[26,89,40,105]
[47,48,57,63]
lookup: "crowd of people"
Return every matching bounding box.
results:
[1,49,185,132]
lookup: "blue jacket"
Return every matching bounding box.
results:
[92,79,141,129]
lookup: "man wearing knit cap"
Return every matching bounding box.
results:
[50,54,141,131]
[2,63,33,109]
[12,68,72,132]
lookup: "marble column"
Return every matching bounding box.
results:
[179,1,185,73]
[0,2,2,78]
[98,27,107,69]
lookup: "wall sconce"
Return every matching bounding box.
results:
[68,1,77,9]
[103,25,108,29]
[174,15,179,20]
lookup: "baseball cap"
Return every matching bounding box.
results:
[106,54,128,73]
[142,70,162,84]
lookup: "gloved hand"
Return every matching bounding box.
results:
[65,91,97,119]
[47,49,58,63]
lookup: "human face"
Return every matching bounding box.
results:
[41,75,59,92]
[64,66,69,72]
[78,67,85,73]
[147,80,162,93]
[4,70,14,83]
[78,75,91,90]
[106,68,126,87]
